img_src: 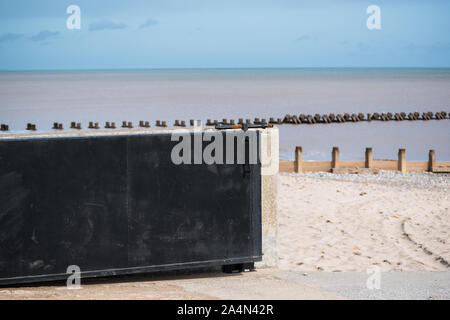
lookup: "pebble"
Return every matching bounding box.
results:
[285,171,450,191]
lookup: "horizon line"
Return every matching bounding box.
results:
[2,66,450,72]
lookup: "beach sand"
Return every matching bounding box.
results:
[278,171,450,272]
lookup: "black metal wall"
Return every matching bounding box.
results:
[0,131,261,285]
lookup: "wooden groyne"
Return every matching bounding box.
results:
[280,147,450,173]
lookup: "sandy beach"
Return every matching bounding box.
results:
[278,171,450,272]
[0,170,449,300]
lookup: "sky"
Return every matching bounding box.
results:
[0,0,449,70]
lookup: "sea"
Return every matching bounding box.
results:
[1,68,449,161]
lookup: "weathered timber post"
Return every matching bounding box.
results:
[428,150,436,172]
[365,147,373,168]
[398,149,406,172]
[295,147,303,173]
[332,147,339,170]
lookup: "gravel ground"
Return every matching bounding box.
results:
[283,171,450,191]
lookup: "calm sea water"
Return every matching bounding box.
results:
[0,68,449,160]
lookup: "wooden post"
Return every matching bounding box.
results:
[365,147,373,168]
[428,150,436,172]
[398,149,406,172]
[295,147,303,173]
[331,147,339,169]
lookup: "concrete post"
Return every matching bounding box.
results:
[258,127,279,268]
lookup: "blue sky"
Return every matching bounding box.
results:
[0,0,449,70]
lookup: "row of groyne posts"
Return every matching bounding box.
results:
[0,111,448,132]
[287,147,450,173]
[281,111,449,124]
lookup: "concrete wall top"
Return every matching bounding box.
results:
[0,126,278,141]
